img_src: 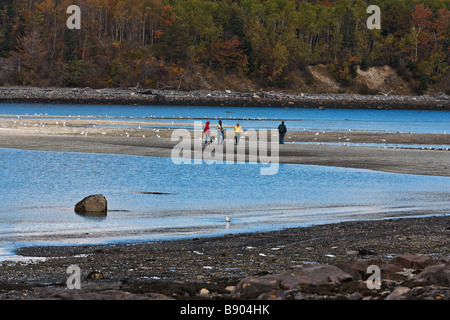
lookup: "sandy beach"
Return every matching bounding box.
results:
[0,116,449,177]
[0,111,449,302]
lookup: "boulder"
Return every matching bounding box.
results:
[257,289,286,300]
[234,264,354,298]
[389,254,440,270]
[286,264,354,286]
[384,285,450,300]
[74,194,107,214]
[415,264,450,285]
[440,256,450,265]
[41,282,175,300]
[334,260,367,280]
[380,263,408,281]
[384,286,411,300]
[234,274,280,297]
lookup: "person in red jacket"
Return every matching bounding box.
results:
[204,121,212,144]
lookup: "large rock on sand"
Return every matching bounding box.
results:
[234,264,354,298]
[75,194,107,214]
[389,254,440,270]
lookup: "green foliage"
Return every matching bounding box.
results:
[329,55,359,86]
[415,72,429,95]
[63,29,77,62]
[360,57,369,71]
[60,59,92,87]
[0,0,20,57]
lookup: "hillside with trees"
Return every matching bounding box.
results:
[0,0,448,95]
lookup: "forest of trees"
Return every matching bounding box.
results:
[0,0,448,94]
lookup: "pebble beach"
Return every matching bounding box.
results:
[0,216,449,300]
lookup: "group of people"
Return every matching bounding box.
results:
[203,120,241,145]
[203,120,287,145]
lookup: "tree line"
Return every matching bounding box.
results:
[0,0,448,94]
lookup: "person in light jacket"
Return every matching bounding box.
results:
[216,120,224,144]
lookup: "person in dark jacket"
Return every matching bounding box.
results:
[278,121,287,144]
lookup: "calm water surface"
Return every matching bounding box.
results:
[1,103,449,133]
[0,148,449,258]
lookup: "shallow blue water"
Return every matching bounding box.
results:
[0,147,449,257]
[294,141,450,150]
[1,103,449,133]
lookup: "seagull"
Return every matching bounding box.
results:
[225,216,230,223]
[377,90,393,96]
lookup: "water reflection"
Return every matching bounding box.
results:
[75,211,107,219]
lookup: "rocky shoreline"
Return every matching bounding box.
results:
[0,86,449,110]
[1,215,449,301]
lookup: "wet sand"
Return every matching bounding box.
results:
[0,116,449,176]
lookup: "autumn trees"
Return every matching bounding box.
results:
[0,0,448,94]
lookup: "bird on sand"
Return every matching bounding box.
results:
[377,90,393,96]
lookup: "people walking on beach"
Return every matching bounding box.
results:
[234,122,242,145]
[278,121,287,144]
[204,121,212,144]
[216,120,224,144]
